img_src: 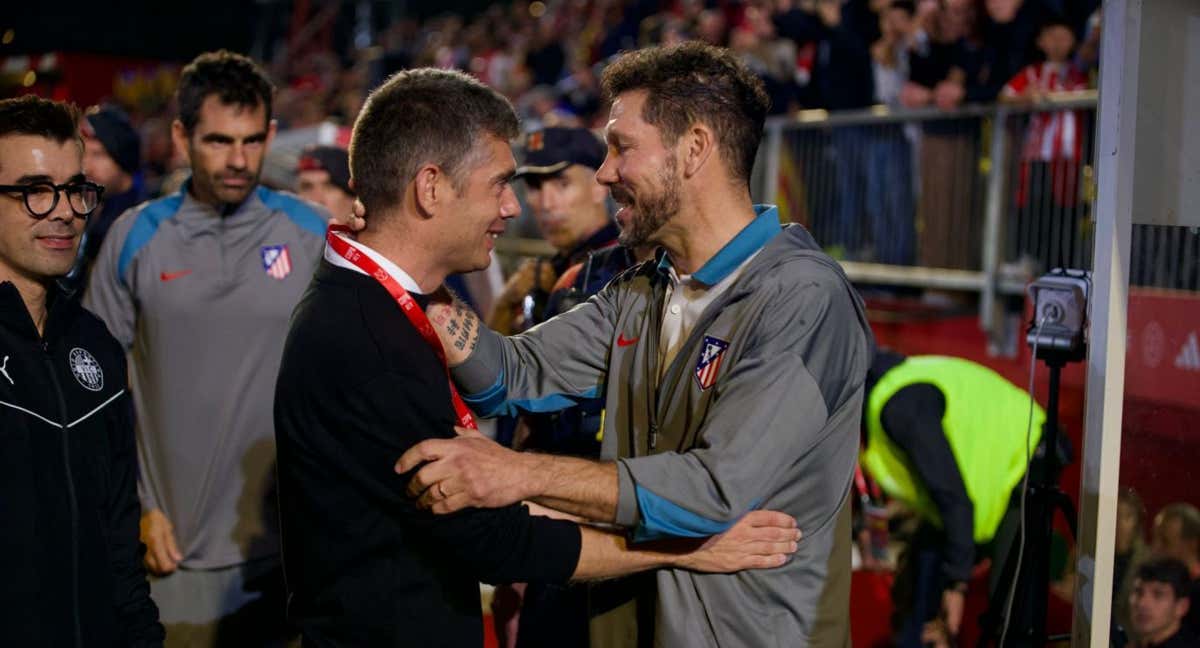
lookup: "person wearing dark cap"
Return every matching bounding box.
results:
[488,127,618,335]
[295,145,352,222]
[64,105,146,293]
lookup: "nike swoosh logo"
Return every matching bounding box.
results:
[160,270,193,282]
[617,333,639,347]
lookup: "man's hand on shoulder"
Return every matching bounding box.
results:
[333,198,368,232]
[339,201,480,365]
[426,290,482,367]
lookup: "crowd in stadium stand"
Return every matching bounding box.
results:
[48,0,1101,289]
[336,0,1102,123]
[7,2,1200,648]
[74,0,1100,205]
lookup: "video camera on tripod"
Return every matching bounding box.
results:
[990,269,1092,647]
[1026,270,1092,362]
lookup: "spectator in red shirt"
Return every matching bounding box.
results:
[1001,16,1089,271]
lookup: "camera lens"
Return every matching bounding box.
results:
[1041,301,1064,324]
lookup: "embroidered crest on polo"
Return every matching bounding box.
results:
[695,335,730,391]
[69,348,104,392]
[261,245,292,280]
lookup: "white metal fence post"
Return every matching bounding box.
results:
[1073,1,1142,645]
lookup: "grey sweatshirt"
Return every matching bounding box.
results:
[85,183,326,569]
[455,207,872,647]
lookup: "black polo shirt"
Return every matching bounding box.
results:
[274,260,582,647]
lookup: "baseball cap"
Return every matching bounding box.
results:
[82,105,141,176]
[515,127,606,178]
[297,145,352,195]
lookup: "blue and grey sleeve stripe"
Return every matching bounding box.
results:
[462,369,600,418]
[257,187,328,237]
[630,486,744,542]
[116,192,185,283]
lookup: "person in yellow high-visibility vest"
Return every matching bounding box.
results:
[860,350,1047,647]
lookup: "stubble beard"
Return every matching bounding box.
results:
[617,155,681,249]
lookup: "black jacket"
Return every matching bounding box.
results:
[274,261,582,647]
[866,351,975,584]
[0,281,163,647]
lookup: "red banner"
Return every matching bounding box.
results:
[1125,288,1200,409]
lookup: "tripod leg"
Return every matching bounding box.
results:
[1052,490,1078,539]
[978,505,1023,647]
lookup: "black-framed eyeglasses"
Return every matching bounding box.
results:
[0,181,105,218]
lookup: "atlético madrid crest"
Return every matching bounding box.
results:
[261,245,292,280]
[695,335,729,391]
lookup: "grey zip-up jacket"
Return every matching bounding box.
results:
[84,183,326,569]
[454,206,872,647]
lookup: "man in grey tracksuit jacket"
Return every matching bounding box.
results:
[85,183,325,564]
[451,206,873,646]
[84,182,325,634]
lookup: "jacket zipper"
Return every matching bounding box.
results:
[43,341,83,648]
[644,279,666,453]
[218,216,227,289]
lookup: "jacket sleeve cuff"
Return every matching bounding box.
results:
[452,326,505,396]
[614,460,641,529]
[942,550,975,584]
[137,481,157,513]
[524,516,584,585]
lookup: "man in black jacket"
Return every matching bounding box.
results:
[0,95,163,646]
[274,68,799,647]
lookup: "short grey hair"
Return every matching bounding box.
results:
[349,68,520,214]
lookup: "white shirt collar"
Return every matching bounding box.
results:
[323,233,425,294]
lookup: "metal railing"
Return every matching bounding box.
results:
[756,93,1103,346]
[496,92,1200,346]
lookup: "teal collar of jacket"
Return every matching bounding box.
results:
[656,204,782,286]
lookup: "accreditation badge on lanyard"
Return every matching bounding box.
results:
[325,224,479,430]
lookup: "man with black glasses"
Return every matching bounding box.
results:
[0,95,163,647]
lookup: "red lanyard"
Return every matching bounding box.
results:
[325,224,478,430]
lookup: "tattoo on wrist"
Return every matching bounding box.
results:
[451,301,477,352]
